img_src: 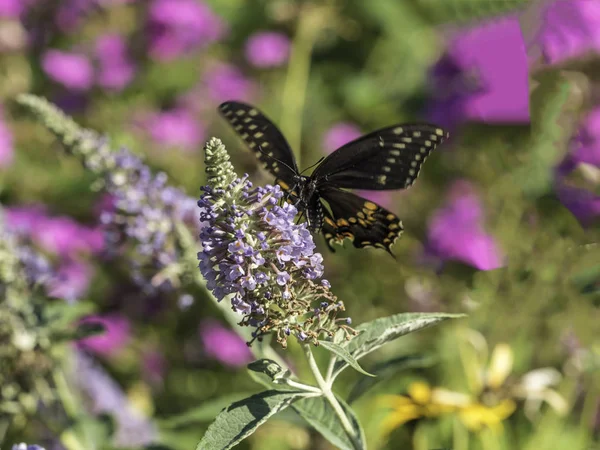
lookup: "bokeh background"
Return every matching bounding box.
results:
[1,0,599,449]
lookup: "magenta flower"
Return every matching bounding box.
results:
[4,206,104,257]
[47,260,92,302]
[0,0,22,18]
[426,181,503,270]
[0,106,14,168]
[199,319,253,368]
[144,108,204,151]
[322,122,362,154]
[34,217,104,258]
[245,31,291,68]
[537,0,600,64]
[147,0,225,61]
[203,64,255,103]
[95,34,136,91]
[55,0,95,33]
[4,205,49,235]
[427,15,530,128]
[77,314,131,356]
[41,50,94,91]
[554,108,600,226]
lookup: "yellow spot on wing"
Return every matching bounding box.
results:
[254,132,264,138]
[337,218,350,227]
[435,128,444,136]
[386,213,396,221]
[249,109,258,116]
[324,217,336,227]
[364,201,378,211]
[278,180,290,190]
[393,127,404,134]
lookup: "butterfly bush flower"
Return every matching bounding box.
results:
[427,15,530,128]
[245,31,291,68]
[426,181,503,271]
[197,138,354,347]
[0,0,23,18]
[17,95,198,293]
[199,319,253,367]
[41,50,94,91]
[537,0,600,64]
[0,105,14,168]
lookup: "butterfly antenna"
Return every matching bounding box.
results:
[300,157,325,175]
[256,145,297,174]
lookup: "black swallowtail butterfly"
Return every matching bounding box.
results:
[218,101,449,254]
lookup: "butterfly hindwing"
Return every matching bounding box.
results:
[319,186,403,254]
[218,101,299,184]
[313,124,449,190]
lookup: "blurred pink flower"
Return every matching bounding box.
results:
[204,64,255,103]
[4,205,49,235]
[41,49,94,91]
[77,314,131,356]
[95,34,136,91]
[245,31,291,68]
[0,0,22,18]
[0,106,14,168]
[426,181,503,270]
[537,0,600,64]
[4,206,105,257]
[55,0,95,33]
[35,217,104,257]
[144,108,204,151]
[199,319,253,368]
[147,0,225,61]
[427,15,529,128]
[554,107,600,226]
[322,122,362,153]
[47,260,92,302]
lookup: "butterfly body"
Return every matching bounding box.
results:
[218,101,449,254]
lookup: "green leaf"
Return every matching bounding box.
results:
[196,390,305,450]
[347,354,435,404]
[293,395,366,450]
[318,341,375,377]
[158,392,257,429]
[334,313,464,376]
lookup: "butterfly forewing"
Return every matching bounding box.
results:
[313,124,449,190]
[319,187,403,254]
[218,101,299,184]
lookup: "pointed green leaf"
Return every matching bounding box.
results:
[196,390,305,450]
[293,395,366,450]
[334,313,464,376]
[318,341,375,377]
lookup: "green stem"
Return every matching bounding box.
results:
[280,5,329,166]
[324,355,336,383]
[303,344,362,450]
[285,379,322,394]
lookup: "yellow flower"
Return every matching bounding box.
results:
[458,399,516,432]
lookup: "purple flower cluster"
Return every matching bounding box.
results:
[245,31,290,68]
[93,145,198,293]
[199,319,253,368]
[198,172,352,347]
